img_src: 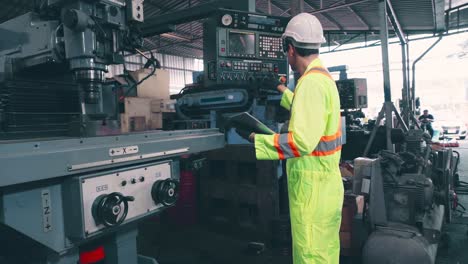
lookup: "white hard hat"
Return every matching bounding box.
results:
[282,13,326,50]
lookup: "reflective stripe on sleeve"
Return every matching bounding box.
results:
[287,132,301,157]
[274,134,285,160]
[275,132,301,159]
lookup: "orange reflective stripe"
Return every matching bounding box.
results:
[298,67,334,83]
[306,70,333,81]
[321,119,342,142]
[321,131,342,141]
[274,134,285,160]
[310,116,342,156]
[287,132,301,157]
[311,145,342,157]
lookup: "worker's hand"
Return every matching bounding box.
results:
[277,84,288,94]
[236,128,255,143]
[249,132,256,142]
[262,76,287,92]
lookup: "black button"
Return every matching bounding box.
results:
[121,180,127,187]
[139,176,145,182]
[131,178,137,184]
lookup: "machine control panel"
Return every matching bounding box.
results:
[336,78,368,109]
[64,161,178,239]
[204,9,289,87]
[259,35,285,60]
[219,11,285,33]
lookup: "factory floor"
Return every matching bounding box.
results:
[138,140,468,264]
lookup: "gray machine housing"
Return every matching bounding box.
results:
[0,129,224,263]
[63,161,175,240]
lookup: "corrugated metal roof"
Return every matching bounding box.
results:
[1,0,466,58]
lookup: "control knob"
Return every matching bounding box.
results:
[151,179,179,206]
[92,192,135,227]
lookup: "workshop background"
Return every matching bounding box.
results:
[1,0,468,264]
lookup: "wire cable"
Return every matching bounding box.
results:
[122,50,158,98]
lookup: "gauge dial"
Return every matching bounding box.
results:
[221,14,233,26]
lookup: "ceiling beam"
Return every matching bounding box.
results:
[291,0,305,15]
[386,0,406,44]
[303,0,344,30]
[271,0,342,32]
[270,0,292,15]
[331,33,362,51]
[324,0,371,28]
[309,0,373,14]
[140,1,223,37]
[348,5,371,30]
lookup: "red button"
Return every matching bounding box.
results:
[279,76,287,84]
[80,246,105,264]
[221,48,225,52]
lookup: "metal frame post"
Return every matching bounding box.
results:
[401,43,410,124]
[379,0,394,152]
[411,36,443,113]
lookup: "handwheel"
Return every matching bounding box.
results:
[92,192,135,227]
[151,179,179,206]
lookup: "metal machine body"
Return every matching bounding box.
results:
[0,0,144,138]
[0,1,225,263]
[353,129,456,264]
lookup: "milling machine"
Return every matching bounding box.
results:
[0,1,224,263]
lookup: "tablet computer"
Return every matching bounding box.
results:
[228,112,275,135]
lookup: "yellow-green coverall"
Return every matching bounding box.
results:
[255,58,344,264]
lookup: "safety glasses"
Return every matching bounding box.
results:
[282,38,289,54]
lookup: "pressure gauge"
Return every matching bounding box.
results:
[221,14,233,26]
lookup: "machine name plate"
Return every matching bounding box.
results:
[109,146,139,156]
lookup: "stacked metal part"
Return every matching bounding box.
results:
[0,79,80,139]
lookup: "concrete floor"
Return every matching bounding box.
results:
[138,140,468,264]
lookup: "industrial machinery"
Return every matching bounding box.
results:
[336,78,368,109]
[353,129,457,264]
[329,67,369,160]
[0,1,224,263]
[172,9,290,141]
[168,8,290,242]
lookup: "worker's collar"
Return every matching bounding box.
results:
[303,57,323,74]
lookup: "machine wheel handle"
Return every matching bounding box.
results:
[151,179,179,206]
[92,192,135,227]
